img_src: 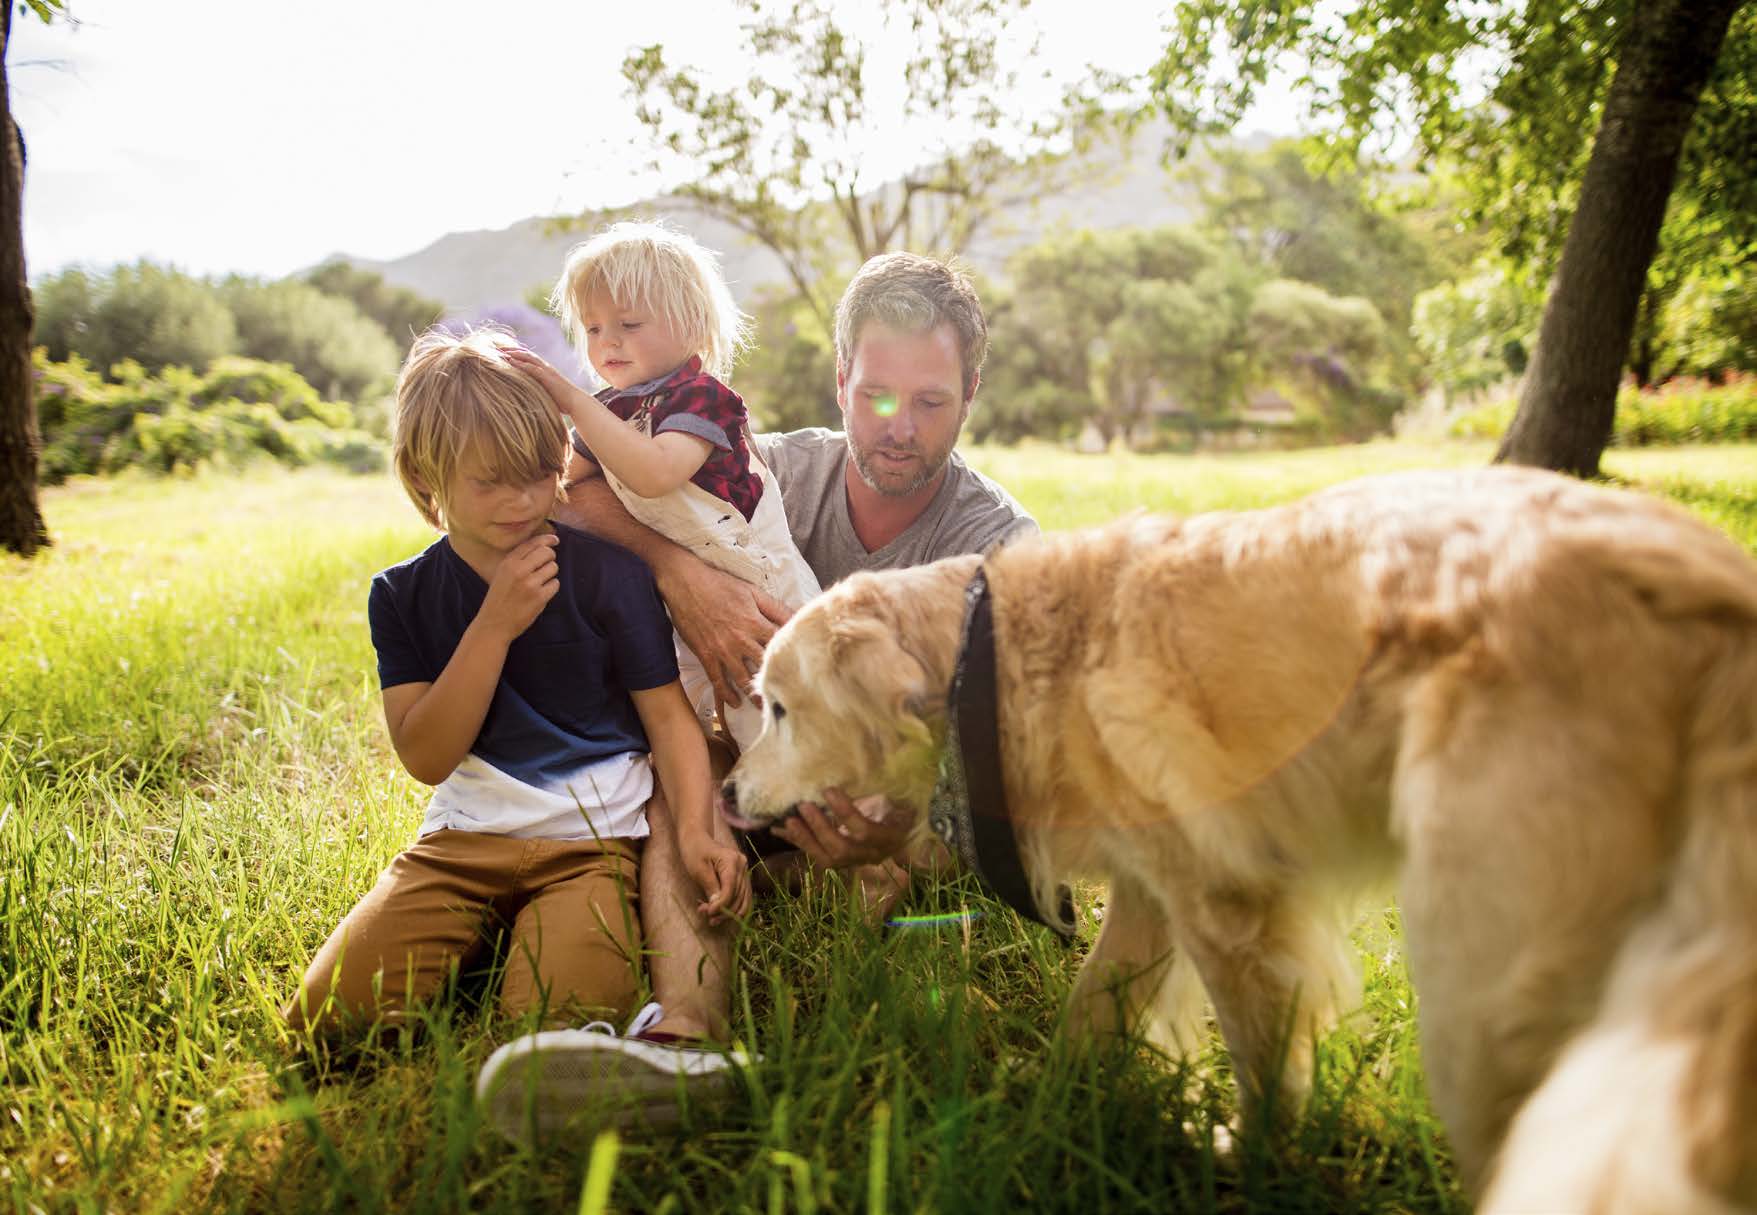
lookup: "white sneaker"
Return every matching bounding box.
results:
[476,1003,751,1146]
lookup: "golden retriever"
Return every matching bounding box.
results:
[724,466,1757,1212]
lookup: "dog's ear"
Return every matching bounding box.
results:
[824,599,935,721]
[827,610,894,659]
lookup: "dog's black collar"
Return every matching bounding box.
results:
[930,565,1077,940]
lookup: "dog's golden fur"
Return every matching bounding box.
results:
[726,466,1757,1212]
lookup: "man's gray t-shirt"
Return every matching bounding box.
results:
[754,428,1037,587]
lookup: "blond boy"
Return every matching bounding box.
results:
[285,327,747,1040]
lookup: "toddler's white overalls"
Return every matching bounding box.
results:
[600,425,820,752]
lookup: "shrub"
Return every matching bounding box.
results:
[1614,374,1757,445]
[32,350,385,482]
[195,357,353,428]
[1448,374,1757,445]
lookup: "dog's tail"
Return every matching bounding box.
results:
[1483,619,1757,1215]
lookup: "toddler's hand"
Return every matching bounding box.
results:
[505,348,591,416]
[476,533,559,643]
[680,829,752,924]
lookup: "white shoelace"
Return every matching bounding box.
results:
[577,1001,665,1039]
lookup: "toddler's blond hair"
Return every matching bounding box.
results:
[553,220,750,382]
[392,327,568,530]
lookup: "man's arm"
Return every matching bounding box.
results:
[555,474,790,707]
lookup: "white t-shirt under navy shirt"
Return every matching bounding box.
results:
[367,523,678,841]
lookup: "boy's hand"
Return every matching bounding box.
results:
[505,347,592,415]
[679,828,752,924]
[476,533,559,643]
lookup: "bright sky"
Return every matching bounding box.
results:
[15,0,1302,282]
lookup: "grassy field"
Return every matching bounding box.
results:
[4,442,1754,1213]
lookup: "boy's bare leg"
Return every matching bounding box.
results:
[640,759,733,1042]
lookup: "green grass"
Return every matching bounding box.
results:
[4,445,1754,1213]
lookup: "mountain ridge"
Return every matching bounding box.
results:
[341,128,1274,313]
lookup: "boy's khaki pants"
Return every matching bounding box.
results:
[284,829,642,1036]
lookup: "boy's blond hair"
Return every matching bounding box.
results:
[392,327,568,530]
[552,220,750,382]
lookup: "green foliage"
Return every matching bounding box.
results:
[1149,3,1754,280]
[1148,0,1756,447]
[1451,375,1757,447]
[33,261,239,375]
[196,355,352,427]
[1412,262,1543,397]
[304,260,445,347]
[31,262,405,407]
[1655,272,1757,381]
[984,225,1399,445]
[219,276,401,403]
[736,290,840,432]
[1248,279,1394,440]
[1194,140,1467,390]
[32,349,384,482]
[983,227,1252,445]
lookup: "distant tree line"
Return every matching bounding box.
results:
[742,141,1456,446]
[33,260,442,405]
[28,264,444,482]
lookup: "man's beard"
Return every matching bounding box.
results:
[848,436,955,498]
[846,417,962,495]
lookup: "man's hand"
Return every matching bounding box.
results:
[772,788,918,870]
[679,829,752,924]
[476,533,559,643]
[654,553,791,707]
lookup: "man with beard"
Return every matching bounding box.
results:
[478,254,1033,1141]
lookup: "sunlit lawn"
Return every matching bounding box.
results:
[3,442,1752,1213]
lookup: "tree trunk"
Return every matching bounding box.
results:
[1629,280,1661,387]
[1495,0,1745,477]
[0,2,47,556]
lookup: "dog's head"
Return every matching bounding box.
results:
[721,556,978,830]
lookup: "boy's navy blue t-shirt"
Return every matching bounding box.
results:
[366,523,678,787]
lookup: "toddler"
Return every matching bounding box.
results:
[508,220,819,751]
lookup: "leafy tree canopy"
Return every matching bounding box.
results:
[620,0,1130,333]
[1151,2,1755,282]
[34,264,401,404]
[34,262,238,377]
[303,261,444,349]
[1150,0,1753,475]
[984,226,1248,443]
[219,277,400,403]
[1192,139,1474,390]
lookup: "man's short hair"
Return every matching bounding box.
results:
[552,219,750,382]
[393,327,568,529]
[833,252,987,401]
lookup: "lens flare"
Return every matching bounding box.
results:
[873,393,899,418]
[885,910,982,929]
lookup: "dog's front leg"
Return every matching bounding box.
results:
[1066,868,1206,1057]
[1175,883,1352,1128]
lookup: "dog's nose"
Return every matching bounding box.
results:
[719,779,739,818]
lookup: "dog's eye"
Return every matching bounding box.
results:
[771,701,786,722]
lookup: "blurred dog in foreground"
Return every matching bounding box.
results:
[724,466,1757,1212]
